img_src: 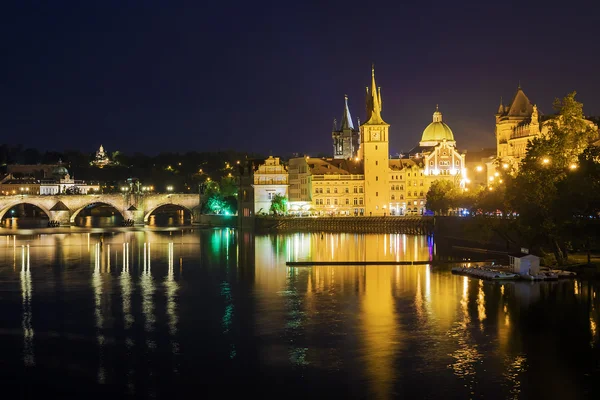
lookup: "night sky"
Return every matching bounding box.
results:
[1,1,599,157]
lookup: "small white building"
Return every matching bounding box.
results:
[40,174,100,195]
[252,156,288,214]
[509,253,540,276]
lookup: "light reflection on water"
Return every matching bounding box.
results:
[0,229,598,398]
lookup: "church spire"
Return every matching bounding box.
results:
[364,64,387,125]
[340,94,355,130]
[497,97,504,115]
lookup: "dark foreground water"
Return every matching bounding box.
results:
[0,229,598,399]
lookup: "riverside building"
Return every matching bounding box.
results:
[287,67,468,216]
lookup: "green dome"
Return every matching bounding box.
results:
[420,107,455,143]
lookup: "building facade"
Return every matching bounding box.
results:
[251,156,288,214]
[288,69,468,217]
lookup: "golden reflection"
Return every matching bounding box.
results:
[361,266,399,399]
[93,242,105,383]
[284,233,431,263]
[141,242,156,350]
[477,280,486,325]
[120,242,133,330]
[165,242,180,363]
[20,244,34,366]
[503,355,527,399]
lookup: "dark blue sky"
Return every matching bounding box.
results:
[1,0,599,156]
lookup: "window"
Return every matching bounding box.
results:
[375,161,378,166]
[408,173,411,177]
[268,192,274,200]
[326,188,330,194]
[391,195,395,200]
[420,181,424,186]
[400,185,404,190]
[376,176,379,181]
[334,188,338,194]
[376,145,378,150]
[334,199,338,205]
[353,186,358,193]
[326,199,331,205]
[376,192,378,197]
[353,198,358,205]
[400,195,404,200]
[359,198,364,205]
[430,161,433,166]
[345,198,349,205]
[419,191,423,196]
[345,187,349,193]
[359,187,363,193]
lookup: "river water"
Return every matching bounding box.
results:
[0,228,598,399]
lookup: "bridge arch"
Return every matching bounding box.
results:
[144,203,194,224]
[0,201,52,221]
[70,201,127,224]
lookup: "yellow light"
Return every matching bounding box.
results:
[355,157,359,161]
[494,172,499,177]
[502,163,509,169]
[499,179,503,183]
[542,158,550,164]
[489,176,495,181]
[569,163,578,170]
[476,166,483,172]
[488,186,494,191]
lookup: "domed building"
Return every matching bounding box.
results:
[420,106,455,146]
[410,106,466,179]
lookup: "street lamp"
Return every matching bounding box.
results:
[167,185,173,193]
[542,158,550,165]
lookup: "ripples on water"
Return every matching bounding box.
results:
[0,230,598,399]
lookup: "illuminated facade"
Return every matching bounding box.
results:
[288,157,364,215]
[360,67,390,216]
[494,85,598,176]
[251,156,289,214]
[288,69,468,217]
[92,144,112,167]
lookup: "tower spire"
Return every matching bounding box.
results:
[340,94,355,130]
[364,64,386,125]
[497,96,504,114]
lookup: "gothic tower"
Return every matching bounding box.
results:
[332,95,360,159]
[360,66,390,216]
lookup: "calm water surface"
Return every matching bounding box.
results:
[0,229,598,399]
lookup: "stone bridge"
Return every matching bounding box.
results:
[0,193,201,226]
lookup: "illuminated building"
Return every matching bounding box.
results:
[402,106,467,215]
[92,144,112,167]
[289,68,468,216]
[360,66,391,216]
[288,157,364,216]
[251,156,288,214]
[494,85,597,170]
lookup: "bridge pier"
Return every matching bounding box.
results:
[49,210,72,227]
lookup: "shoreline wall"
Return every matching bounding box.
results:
[254,216,434,234]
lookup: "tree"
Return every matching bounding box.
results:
[270,194,288,215]
[425,180,457,215]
